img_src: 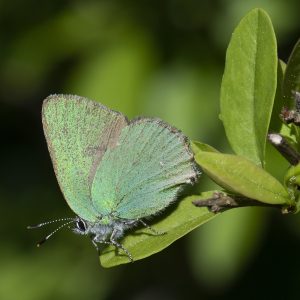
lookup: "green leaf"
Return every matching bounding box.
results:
[195,151,291,205]
[280,124,299,148]
[282,39,300,108]
[100,193,216,268]
[269,60,286,133]
[191,140,219,154]
[284,163,300,191]
[220,8,277,166]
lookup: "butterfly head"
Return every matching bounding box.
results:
[72,217,88,235]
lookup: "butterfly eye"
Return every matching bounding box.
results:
[76,219,86,232]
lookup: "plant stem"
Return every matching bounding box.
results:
[193,192,286,213]
[268,133,300,165]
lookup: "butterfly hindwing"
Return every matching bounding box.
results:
[42,95,128,221]
[91,118,198,219]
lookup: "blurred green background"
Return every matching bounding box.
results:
[1,0,300,299]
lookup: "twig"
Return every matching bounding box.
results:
[268,133,300,165]
[193,192,287,213]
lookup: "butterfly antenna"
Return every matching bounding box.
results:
[27,218,75,229]
[36,220,76,247]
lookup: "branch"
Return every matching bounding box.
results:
[192,192,288,213]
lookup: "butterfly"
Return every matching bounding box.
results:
[28,94,199,261]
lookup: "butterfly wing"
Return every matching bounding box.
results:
[42,95,128,221]
[90,118,199,219]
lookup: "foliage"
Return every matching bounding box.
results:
[102,8,300,267]
[3,2,300,299]
[193,9,300,214]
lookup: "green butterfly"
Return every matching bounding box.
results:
[29,94,199,261]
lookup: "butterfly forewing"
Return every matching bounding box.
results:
[91,118,198,219]
[42,95,128,221]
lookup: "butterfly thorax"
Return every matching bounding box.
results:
[73,215,133,242]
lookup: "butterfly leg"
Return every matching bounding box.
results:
[91,236,132,261]
[91,238,99,252]
[110,229,133,262]
[138,219,165,236]
[91,237,111,254]
[120,218,165,235]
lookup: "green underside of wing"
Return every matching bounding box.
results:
[91,118,198,219]
[42,95,128,221]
